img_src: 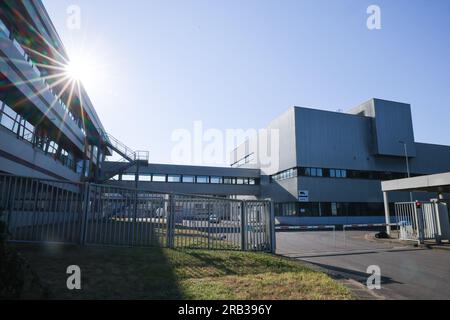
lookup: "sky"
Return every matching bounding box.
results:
[42,0,450,166]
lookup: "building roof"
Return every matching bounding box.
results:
[381,172,450,193]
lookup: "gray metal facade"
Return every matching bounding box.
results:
[231,98,450,224]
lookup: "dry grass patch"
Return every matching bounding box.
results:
[181,272,352,300]
[10,244,353,300]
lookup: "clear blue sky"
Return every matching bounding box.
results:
[43,0,450,166]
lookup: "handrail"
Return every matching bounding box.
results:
[103,133,135,159]
[102,132,150,163]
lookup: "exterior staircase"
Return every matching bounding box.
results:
[100,133,149,183]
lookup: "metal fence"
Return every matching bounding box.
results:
[0,174,274,252]
[394,201,441,242]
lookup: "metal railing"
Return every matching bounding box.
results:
[1,174,274,252]
[104,132,136,161]
[0,174,83,243]
[395,201,441,243]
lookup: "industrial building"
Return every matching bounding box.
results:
[0,0,110,182]
[2,1,450,226]
[231,99,450,224]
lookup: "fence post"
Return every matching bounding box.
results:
[269,201,276,254]
[80,183,90,246]
[415,205,425,244]
[166,193,175,248]
[433,201,442,244]
[240,201,247,251]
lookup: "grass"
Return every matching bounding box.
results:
[10,243,353,300]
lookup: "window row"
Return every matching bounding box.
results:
[116,173,259,185]
[275,202,393,217]
[271,166,414,182]
[0,99,82,173]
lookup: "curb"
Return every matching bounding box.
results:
[421,244,450,251]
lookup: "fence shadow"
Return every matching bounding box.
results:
[11,243,184,300]
[303,260,402,285]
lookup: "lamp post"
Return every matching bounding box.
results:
[399,141,413,202]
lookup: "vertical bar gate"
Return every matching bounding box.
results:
[1,174,274,252]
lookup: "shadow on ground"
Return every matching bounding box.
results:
[304,260,401,286]
[11,243,182,299]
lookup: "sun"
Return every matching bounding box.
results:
[64,55,94,83]
[63,50,110,96]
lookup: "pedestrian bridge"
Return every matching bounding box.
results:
[104,162,262,197]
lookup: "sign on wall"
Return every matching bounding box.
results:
[298,190,309,202]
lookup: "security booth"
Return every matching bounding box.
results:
[381,172,450,244]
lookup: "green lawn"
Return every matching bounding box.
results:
[11,243,353,300]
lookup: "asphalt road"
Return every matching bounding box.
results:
[276,231,450,299]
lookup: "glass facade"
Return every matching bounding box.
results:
[0,100,78,172]
[115,173,260,185]
[271,166,417,183]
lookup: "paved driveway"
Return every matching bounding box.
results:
[276,230,450,299]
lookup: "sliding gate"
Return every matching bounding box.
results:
[0,174,274,252]
[394,201,441,242]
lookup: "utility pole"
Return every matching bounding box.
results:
[399,141,413,202]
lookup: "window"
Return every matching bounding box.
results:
[47,141,58,154]
[182,175,195,183]
[167,175,181,183]
[210,176,222,184]
[0,112,15,131]
[329,169,336,178]
[196,176,208,184]
[122,174,135,181]
[152,174,166,182]
[139,175,151,182]
[249,178,256,185]
[224,177,235,184]
[331,203,338,216]
[236,178,244,185]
